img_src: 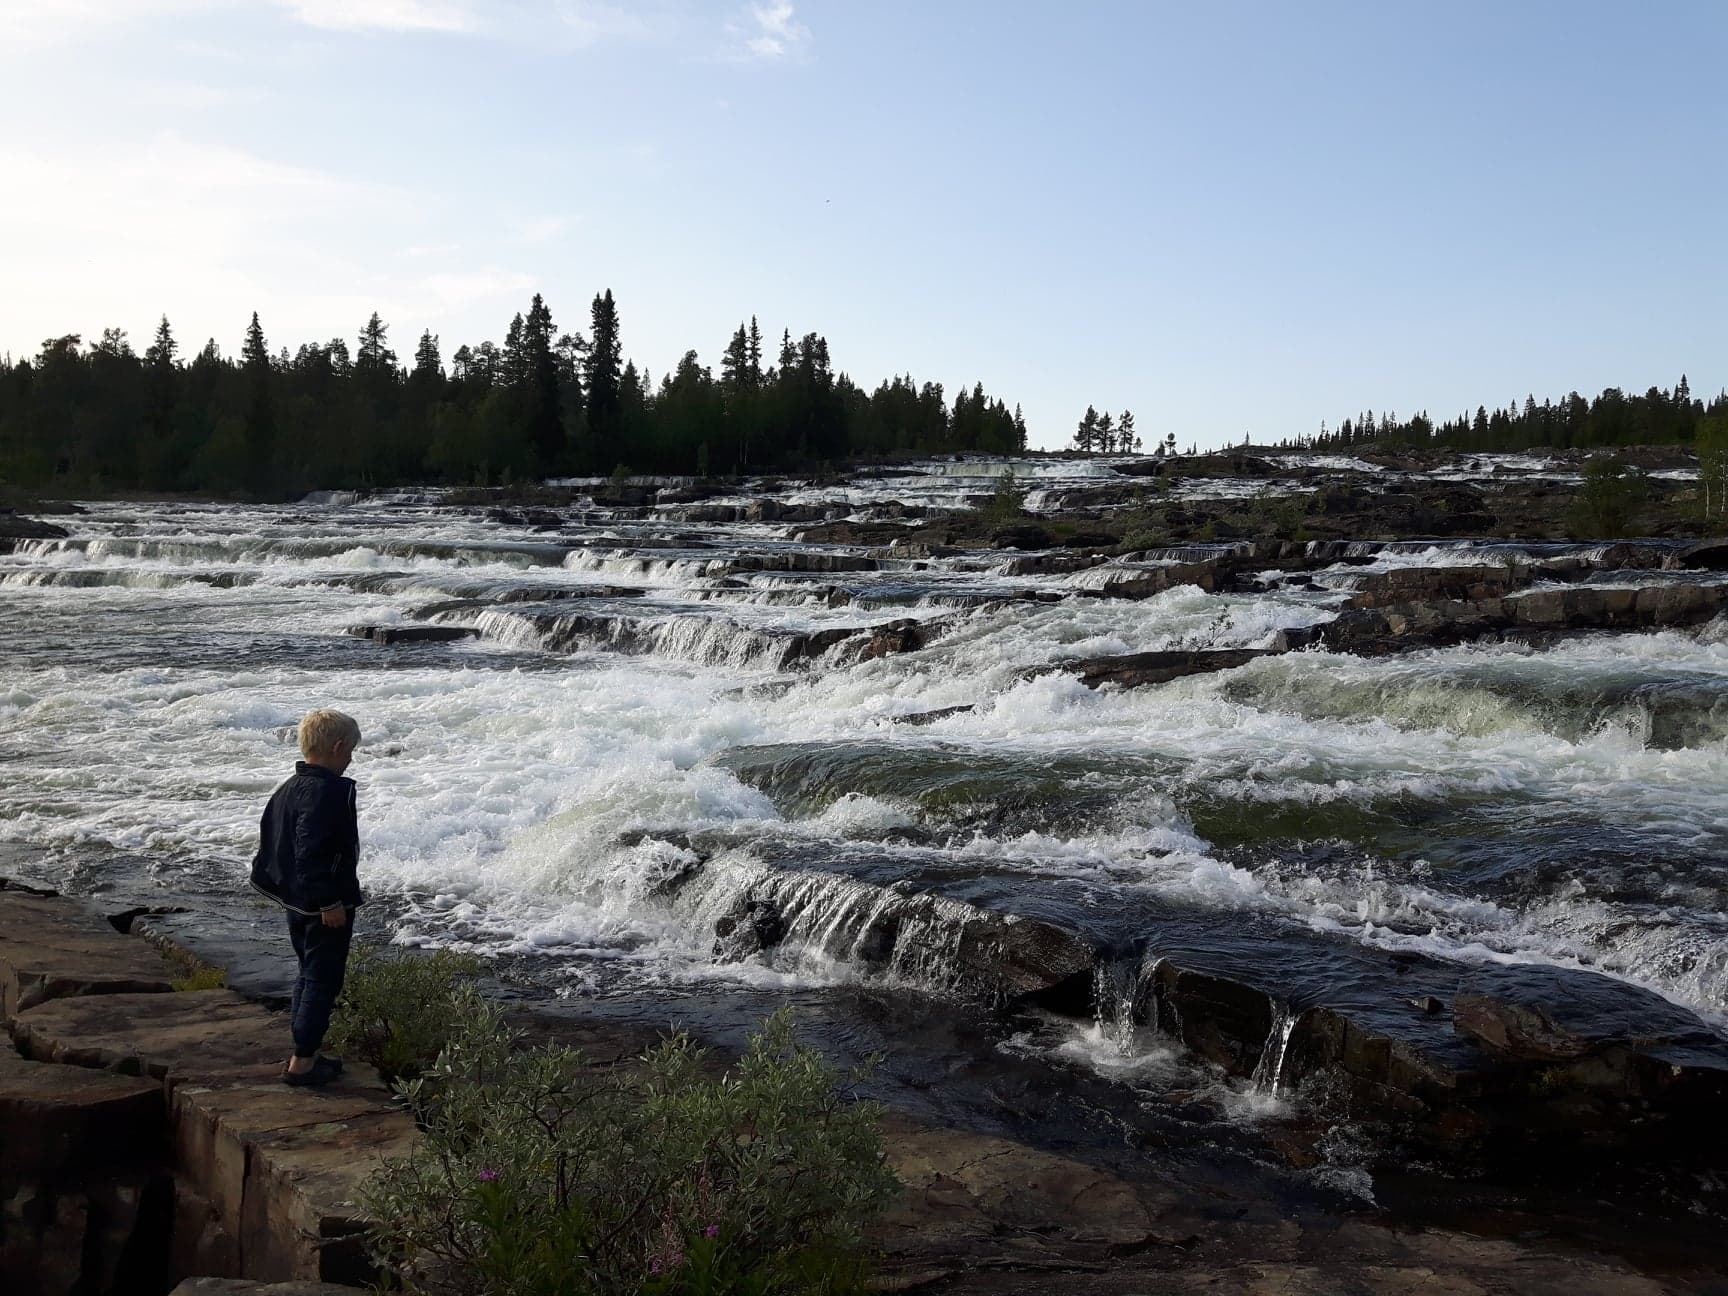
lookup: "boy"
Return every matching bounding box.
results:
[250,708,364,1087]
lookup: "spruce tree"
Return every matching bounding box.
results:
[241,311,274,491]
[523,293,564,475]
[584,290,622,445]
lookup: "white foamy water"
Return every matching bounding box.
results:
[3,499,1726,1029]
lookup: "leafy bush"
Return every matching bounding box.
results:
[363,1003,899,1296]
[326,946,483,1084]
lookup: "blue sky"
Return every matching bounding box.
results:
[1,1,1722,450]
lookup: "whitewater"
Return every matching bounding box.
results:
[3,485,1726,1076]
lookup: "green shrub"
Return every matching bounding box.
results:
[1569,456,1649,537]
[172,965,228,992]
[154,939,228,992]
[363,1004,898,1296]
[977,468,1026,526]
[326,946,483,1085]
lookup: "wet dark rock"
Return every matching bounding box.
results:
[1071,649,1270,690]
[345,624,479,646]
[1059,530,1119,550]
[1076,559,1226,599]
[712,900,788,961]
[724,551,877,574]
[1452,993,1594,1061]
[411,585,645,621]
[484,506,563,529]
[864,619,924,659]
[892,704,976,726]
[1347,565,1528,608]
[1319,581,1728,654]
[1268,625,1324,652]
[994,551,1103,576]
[1674,539,1728,570]
[991,524,1053,550]
[0,513,70,551]
[1118,453,1278,479]
[741,499,830,524]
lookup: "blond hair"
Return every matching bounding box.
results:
[298,709,361,761]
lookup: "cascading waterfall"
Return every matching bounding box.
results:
[1251,1001,1299,1095]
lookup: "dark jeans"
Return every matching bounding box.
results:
[286,909,353,1058]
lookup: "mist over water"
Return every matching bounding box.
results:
[3,490,1726,1050]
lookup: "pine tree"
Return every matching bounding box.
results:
[523,293,564,475]
[140,316,179,485]
[1072,405,1100,453]
[584,290,622,445]
[357,312,397,375]
[241,311,274,491]
[1117,410,1136,454]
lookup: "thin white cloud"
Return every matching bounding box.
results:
[278,0,476,33]
[0,0,682,46]
[729,0,809,61]
[511,214,575,246]
[0,134,532,353]
[0,0,220,44]
[552,0,663,47]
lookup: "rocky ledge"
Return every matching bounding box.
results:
[0,512,70,552]
[5,882,1723,1294]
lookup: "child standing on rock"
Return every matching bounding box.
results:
[250,709,364,1087]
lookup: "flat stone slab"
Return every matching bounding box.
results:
[0,889,176,1016]
[11,989,287,1087]
[172,1075,407,1281]
[11,977,414,1284]
[0,1048,165,1177]
[171,1280,361,1295]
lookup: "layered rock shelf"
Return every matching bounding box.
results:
[10,880,1726,1293]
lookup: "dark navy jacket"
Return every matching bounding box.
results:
[250,762,364,915]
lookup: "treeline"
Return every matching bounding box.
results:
[1301,377,1728,453]
[0,291,1029,495]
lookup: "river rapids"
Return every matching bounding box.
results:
[3,461,1727,1216]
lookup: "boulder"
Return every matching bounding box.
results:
[1673,540,1728,570]
[990,524,1053,550]
[1071,559,1225,599]
[712,900,788,961]
[953,914,1094,1002]
[345,624,479,646]
[994,552,1102,576]
[0,514,70,551]
[1072,649,1269,690]
[864,619,924,658]
[891,704,976,727]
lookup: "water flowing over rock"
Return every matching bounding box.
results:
[7,457,1728,1288]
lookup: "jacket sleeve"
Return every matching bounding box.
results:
[292,783,349,910]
